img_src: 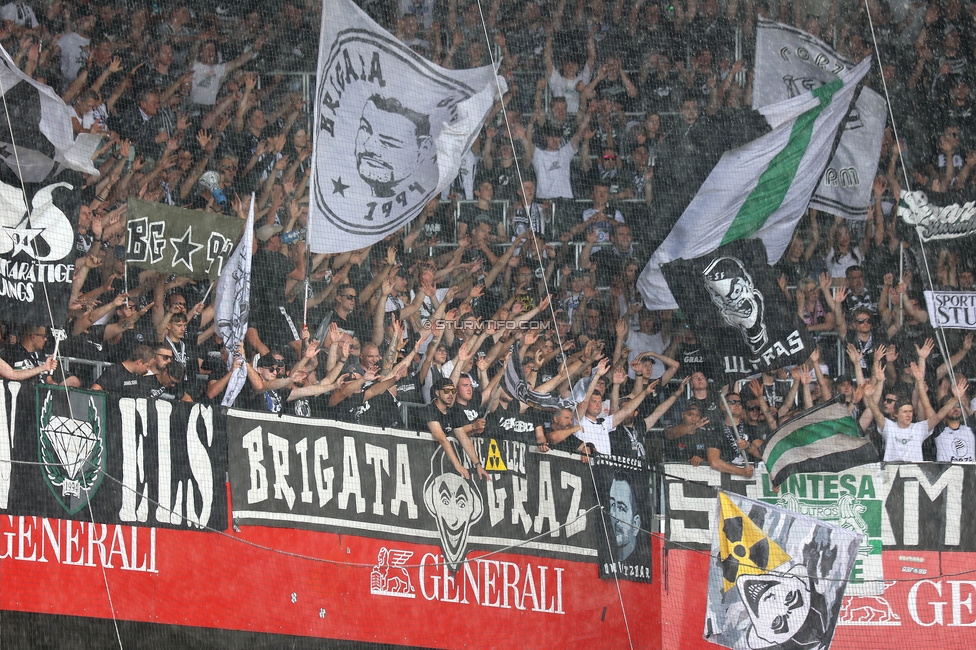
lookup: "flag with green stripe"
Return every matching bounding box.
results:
[764,399,878,487]
[639,58,870,311]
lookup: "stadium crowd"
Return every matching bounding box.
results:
[1,0,976,477]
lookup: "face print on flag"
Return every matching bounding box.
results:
[313,29,472,237]
[703,256,768,356]
[705,492,861,650]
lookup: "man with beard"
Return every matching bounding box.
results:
[606,473,650,570]
[355,95,433,199]
[423,378,487,480]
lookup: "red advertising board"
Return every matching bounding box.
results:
[0,514,661,648]
[660,548,976,650]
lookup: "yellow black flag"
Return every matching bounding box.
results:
[717,491,790,591]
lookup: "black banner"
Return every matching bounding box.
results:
[0,175,82,328]
[593,456,653,583]
[125,199,244,280]
[227,410,602,569]
[0,382,227,531]
[661,239,816,379]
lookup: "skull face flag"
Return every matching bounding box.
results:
[704,492,861,650]
[661,238,816,380]
[308,0,503,253]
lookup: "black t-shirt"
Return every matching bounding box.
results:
[93,363,144,398]
[708,422,747,467]
[452,401,482,427]
[2,344,49,384]
[139,375,190,402]
[487,399,541,445]
[610,419,647,461]
[743,421,773,446]
[239,383,289,415]
[663,427,711,463]
[422,403,463,436]
[357,388,405,430]
[395,373,424,404]
[251,249,295,313]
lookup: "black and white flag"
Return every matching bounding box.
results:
[661,239,817,379]
[754,18,885,220]
[308,0,503,254]
[0,174,83,327]
[214,196,254,407]
[0,44,99,184]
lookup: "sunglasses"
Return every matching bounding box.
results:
[341,294,357,299]
[884,398,897,404]
[726,399,741,405]
[855,318,871,324]
[747,405,762,412]
[156,353,174,359]
[440,388,457,395]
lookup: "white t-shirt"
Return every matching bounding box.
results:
[190,61,228,106]
[881,418,931,462]
[825,246,862,279]
[934,423,976,463]
[625,331,667,379]
[531,143,576,200]
[578,413,614,455]
[57,32,90,83]
[547,65,591,114]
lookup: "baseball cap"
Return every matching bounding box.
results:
[432,377,455,393]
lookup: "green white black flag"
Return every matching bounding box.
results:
[639,58,869,311]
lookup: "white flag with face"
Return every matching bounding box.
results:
[308,0,503,254]
[754,18,885,220]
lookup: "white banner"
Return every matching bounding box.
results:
[308,0,503,254]
[755,18,885,220]
[214,196,254,407]
[924,290,976,329]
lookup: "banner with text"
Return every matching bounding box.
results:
[593,456,652,583]
[0,175,83,327]
[924,291,976,329]
[0,383,227,531]
[754,18,885,220]
[227,410,601,570]
[125,198,245,280]
[664,462,976,559]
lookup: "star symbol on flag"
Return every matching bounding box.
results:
[169,226,204,273]
[2,221,46,257]
[332,177,349,196]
